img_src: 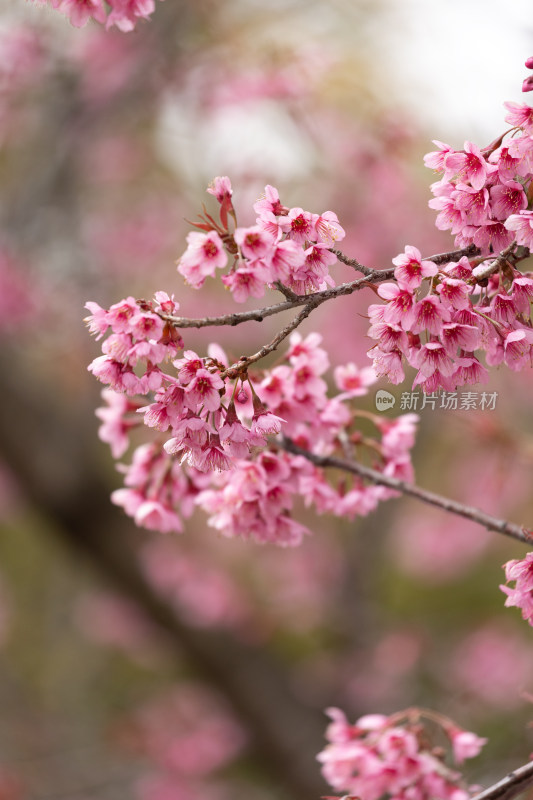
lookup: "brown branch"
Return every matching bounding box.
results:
[426,243,481,265]
[281,437,533,545]
[171,245,482,338]
[471,760,533,800]
[162,243,488,333]
[162,297,300,328]
[162,272,384,331]
[160,239,531,381]
[332,244,481,274]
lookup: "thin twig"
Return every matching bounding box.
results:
[221,300,320,378]
[332,250,379,276]
[471,242,520,282]
[281,437,533,545]
[274,281,300,301]
[471,760,533,800]
[332,244,481,274]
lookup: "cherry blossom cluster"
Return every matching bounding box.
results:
[177,176,345,300]
[367,245,533,391]
[317,707,486,800]
[500,552,533,626]
[365,66,533,392]
[86,283,419,543]
[84,174,423,544]
[367,91,533,391]
[30,0,159,31]
[194,335,418,546]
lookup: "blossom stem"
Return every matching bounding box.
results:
[470,760,533,800]
[281,437,533,545]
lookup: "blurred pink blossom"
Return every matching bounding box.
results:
[449,623,533,709]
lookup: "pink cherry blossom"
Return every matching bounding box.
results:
[207,176,232,202]
[452,183,490,225]
[491,146,528,182]
[392,245,437,290]
[444,141,496,191]
[318,707,484,800]
[412,342,455,377]
[473,221,514,254]
[314,210,345,245]
[154,291,178,314]
[234,225,274,260]
[106,296,139,332]
[55,0,107,27]
[504,210,533,249]
[135,499,183,533]
[501,553,533,625]
[95,389,140,458]
[440,322,480,354]
[447,728,488,764]
[106,0,155,31]
[177,231,227,289]
[184,369,224,412]
[429,193,466,235]
[279,207,318,244]
[489,180,528,219]
[490,293,517,325]
[251,409,285,436]
[253,184,287,217]
[503,101,533,133]
[268,238,306,282]
[370,348,405,385]
[503,328,533,370]
[377,283,416,329]
[333,363,377,397]
[221,264,268,302]
[452,356,488,386]
[436,278,472,311]
[84,301,109,339]
[411,295,450,335]
[424,140,454,172]
[511,275,533,312]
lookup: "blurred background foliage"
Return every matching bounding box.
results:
[1,0,533,798]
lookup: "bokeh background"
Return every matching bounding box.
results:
[1,1,533,798]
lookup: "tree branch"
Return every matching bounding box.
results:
[332,244,481,274]
[159,239,531,382]
[160,241,510,338]
[471,760,533,800]
[281,437,533,545]
[161,272,383,330]
[470,242,531,282]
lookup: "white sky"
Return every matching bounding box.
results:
[378,0,533,142]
